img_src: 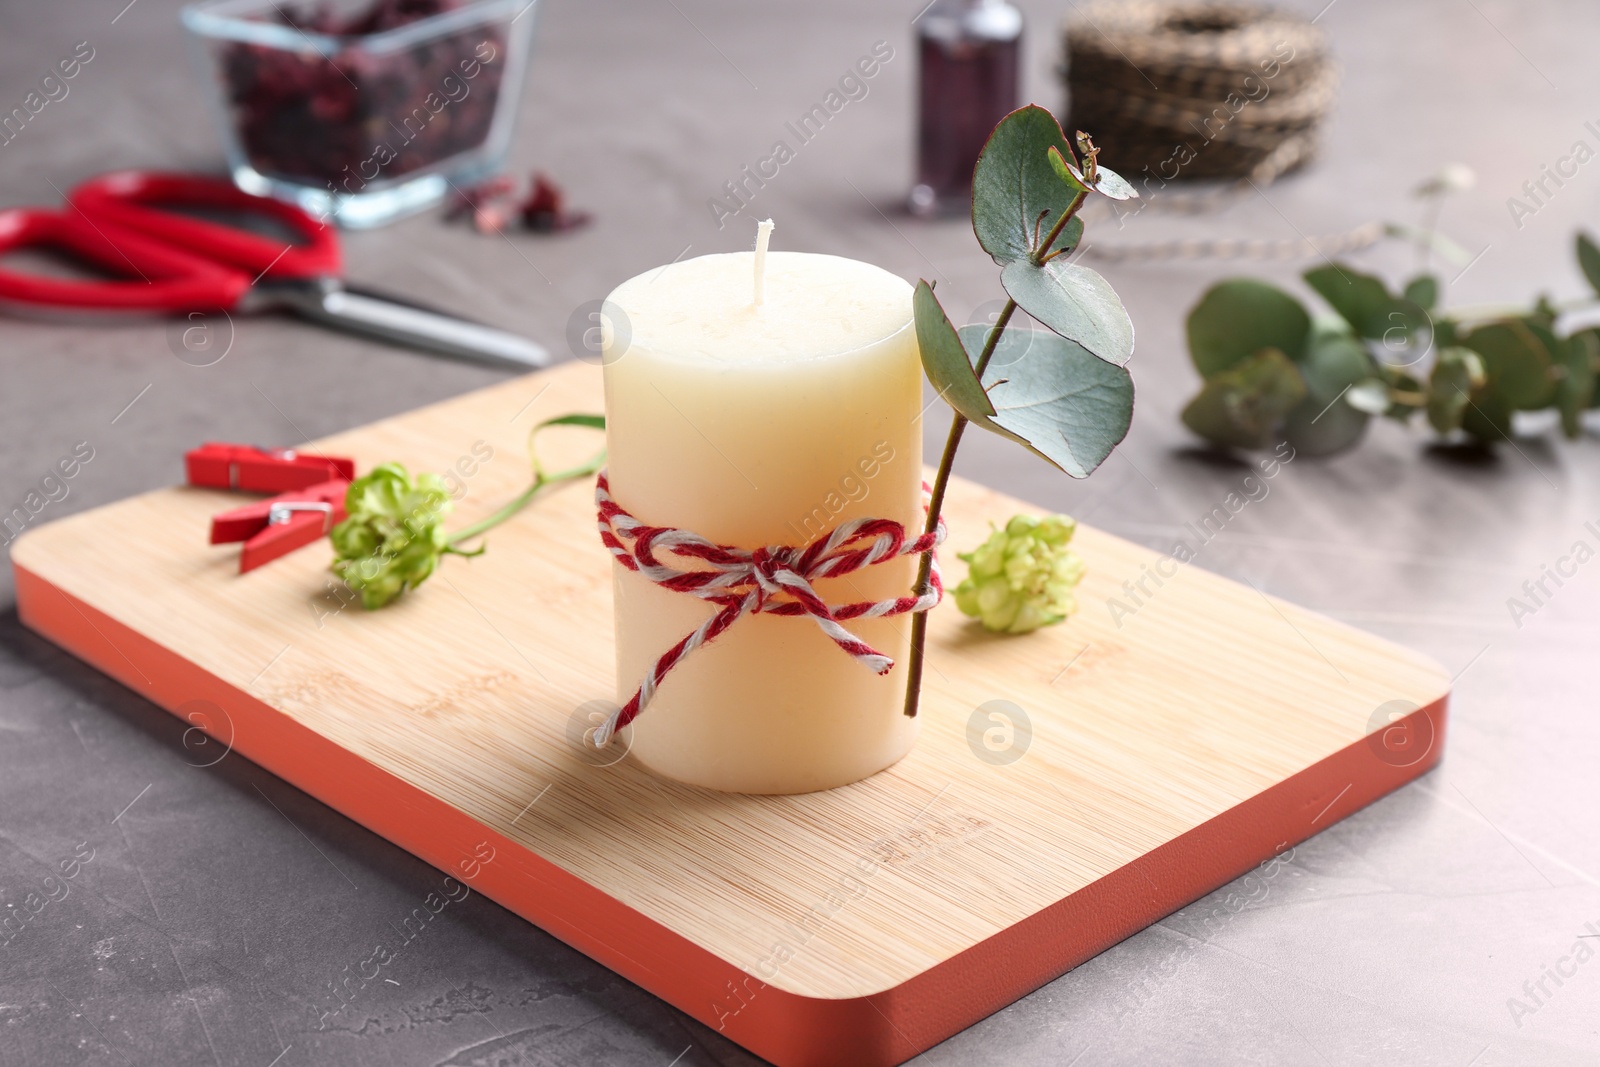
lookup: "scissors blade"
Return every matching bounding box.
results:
[267,280,550,369]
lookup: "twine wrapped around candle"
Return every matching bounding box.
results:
[593,471,945,747]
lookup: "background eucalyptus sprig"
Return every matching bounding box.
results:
[1181,168,1600,455]
[330,413,605,609]
[904,105,1138,718]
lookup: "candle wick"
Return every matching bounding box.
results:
[753,218,775,306]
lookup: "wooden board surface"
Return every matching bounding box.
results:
[12,360,1451,1067]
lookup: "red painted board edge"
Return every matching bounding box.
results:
[13,560,1446,1067]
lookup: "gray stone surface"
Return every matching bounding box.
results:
[2,0,1598,1063]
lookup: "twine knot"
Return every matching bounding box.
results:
[749,546,794,602]
[593,471,944,747]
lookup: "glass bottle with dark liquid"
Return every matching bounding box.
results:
[910,0,1022,217]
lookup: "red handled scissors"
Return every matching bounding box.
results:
[0,171,548,367]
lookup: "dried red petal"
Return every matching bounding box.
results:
[472,202,510,234]
[518,172,591,233]
[446,174,515,219]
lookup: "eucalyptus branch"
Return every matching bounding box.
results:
[903,190,1094,717]
[901,109,1134,721]
[1180,227,1600,456]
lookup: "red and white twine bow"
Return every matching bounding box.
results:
[593,471,945,747]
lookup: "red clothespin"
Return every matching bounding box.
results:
[210,479,350,574]
[186,442,355,493]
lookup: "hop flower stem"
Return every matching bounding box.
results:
[445,449,605,549]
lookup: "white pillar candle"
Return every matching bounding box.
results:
[600,231,924,794]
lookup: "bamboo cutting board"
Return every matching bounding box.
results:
[12,360,1449,1067]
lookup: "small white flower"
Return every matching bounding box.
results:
[1414,164,1476,198]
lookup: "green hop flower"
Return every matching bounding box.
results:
[953,514,1085,634]
[329,463,455,609]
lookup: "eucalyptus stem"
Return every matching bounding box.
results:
[1416,195,1444,274]
[1036,190,1088,266]
[1445,295,1599,325]
[902,298,1019,718]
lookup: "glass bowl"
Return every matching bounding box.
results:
[182,0,537,228]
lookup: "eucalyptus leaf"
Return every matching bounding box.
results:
[1588,332,1600,412]
[1403,274,1439,311]
[1433,318,1459,351]
[954,324,1134,477]
[1460,392,1513,442]
[1187,279,1312,378]
[1061,153,1137,200]
[1346,377,1392,415]
[1304,263,1427,342]
[1380,300,1432,358]
[1524,300,1559,334]
[1046,145,1087,193]
[1280,327,1373,455]
[1557,328,1597,438]
[1000,257,1134,366]
[1180,348,1307,450]
[1524,322,1571,413]
[1462,320,1555,410]
[972,105,1082,266]
[1524,319,1568,368]
[1304,263,1389,337]
[913,281,996,424]
[1427,347,1483,434]
[1577,232,1600,298]
[1087,164,1138,201]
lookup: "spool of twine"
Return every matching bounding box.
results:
[1061,2,1371,262]
[1062,2,1337,185]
